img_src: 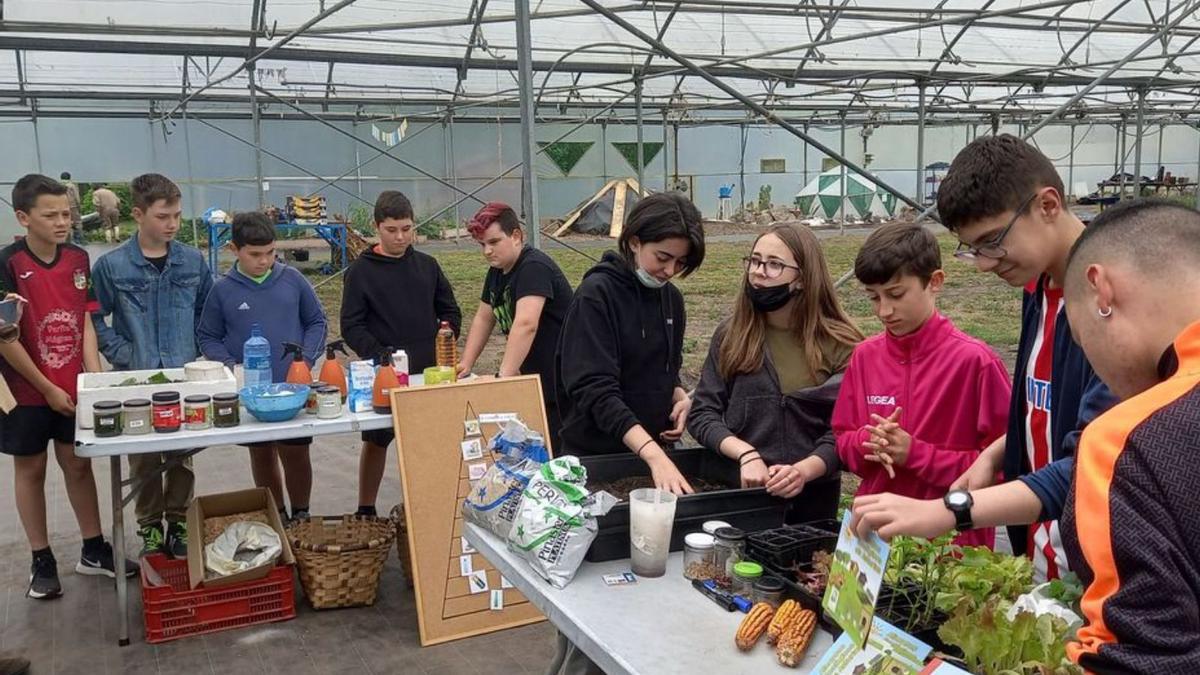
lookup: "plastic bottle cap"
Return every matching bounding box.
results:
[702,520,732,535]
[733,561,763,578]
[753,577,784,593]
[713,526,746,542]
[684,533,715,550]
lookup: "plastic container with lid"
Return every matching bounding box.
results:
[93,400,122,438]
[752,576,785,608]
[682,532,717,581]
[731,561,763,597]
[212,393,240,428]
[123,398,152,435]
[712,526,747,584]
[152,391,182,433]
[316,385,342,419]
[184,394,212,431]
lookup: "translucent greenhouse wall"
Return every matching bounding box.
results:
[2,116,1198,238]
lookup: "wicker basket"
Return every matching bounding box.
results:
[389,504,414,589]
[287,515,395,609]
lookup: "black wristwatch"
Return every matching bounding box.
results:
[943,489,974,531]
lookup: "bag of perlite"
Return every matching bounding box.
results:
[462,455,541,538]
[507,456,613,589]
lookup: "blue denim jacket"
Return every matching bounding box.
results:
[91,235,214,370]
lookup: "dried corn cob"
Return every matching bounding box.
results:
[767,599,803,644]
[775,609,817,667]
[734,602,775,651]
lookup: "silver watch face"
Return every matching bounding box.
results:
[947,491,970,508]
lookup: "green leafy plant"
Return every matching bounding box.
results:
[938,597,1082,675]
[758,185,773,210]
[935,545,1034,614]
[347,204,374,237]
[880,535,955,632]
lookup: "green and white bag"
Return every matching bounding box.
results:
[506,456,597,589]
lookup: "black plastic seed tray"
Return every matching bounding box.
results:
[580,447,788,562]
[747,524,838,570]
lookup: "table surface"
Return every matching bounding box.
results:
[75,374,430,457]
[463,523,835,675]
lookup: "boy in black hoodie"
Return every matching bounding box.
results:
[340,191,461,515]
[555,192,705,495]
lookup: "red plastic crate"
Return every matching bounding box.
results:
[140,553,296,644]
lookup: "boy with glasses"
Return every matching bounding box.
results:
[850,135,1116,581]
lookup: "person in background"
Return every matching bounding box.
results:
[340,190,460,516]
[555,192,705,495]
[852,199,1200,672]
[833,223,1010,548]
[0,174,137,601]
[198,212,326,522]
[689,223,861,522]
[91,186,121,244]
[59,172,83,245]
[91,173,212,557]
[458,202,573,447]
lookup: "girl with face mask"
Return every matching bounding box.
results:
[554,193,705,495]
[688,224,862,521]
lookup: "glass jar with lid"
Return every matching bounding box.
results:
[212,392,240,428]
[122,399,152,435]
[732,561,764,597]
[682,532,717,580]
[712,526,747,586]
[93,400,122,438]
[752,576,785,608]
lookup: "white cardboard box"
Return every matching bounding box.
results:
[76,366,238,429]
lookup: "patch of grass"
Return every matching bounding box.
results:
[313,233,1020,381]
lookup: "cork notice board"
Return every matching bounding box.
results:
[391,375,549,646]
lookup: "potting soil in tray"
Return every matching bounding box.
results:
[590,475,727,502]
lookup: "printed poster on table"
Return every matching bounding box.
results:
[821,510,890,649]
[812,618,932,675]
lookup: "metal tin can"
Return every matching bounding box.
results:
[93,400,122,438]
[184,394,212,430]
[316,385,342,419]
[122,398,152,435]
[212,392,240,428]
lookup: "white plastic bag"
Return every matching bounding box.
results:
[204,521,282,578]
[1006,582,1084,630]
[506,456,597,589]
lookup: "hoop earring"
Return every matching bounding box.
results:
[1098,306,1113,318]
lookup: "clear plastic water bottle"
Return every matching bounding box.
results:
[243,323,273,386]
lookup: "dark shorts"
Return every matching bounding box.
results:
[0,405,76,456]
[244,436,313,449]
[361,428,394,448]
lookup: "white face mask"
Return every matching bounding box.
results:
[635,266,667,289]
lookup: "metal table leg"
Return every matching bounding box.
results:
[111,455,129,646]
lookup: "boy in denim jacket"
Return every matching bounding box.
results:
[92,173,213,557]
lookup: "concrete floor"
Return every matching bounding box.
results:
[0,432,558,674]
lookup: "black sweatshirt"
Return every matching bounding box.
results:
[339,247,461,370]
[554,251,685,455]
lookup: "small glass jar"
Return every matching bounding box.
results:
[152,391,182,433]
[712,526,747,586]
[212,392,240,428]
[682,532,717,581]
[184,394,212,431]
[732,561,763,597]
[702,520,732,536]
[752,576,785,609]
[93,400,122,438]
[305,381,320,415]
[122,399,152,435]
[316,385,342,419]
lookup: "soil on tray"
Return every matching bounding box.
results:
[591,475,728,501]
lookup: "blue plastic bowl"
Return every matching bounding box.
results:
[239,383,310,423]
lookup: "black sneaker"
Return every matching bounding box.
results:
[165,522,188,559]
[138,523,165,557]
[76,541,140,579]
[27,554,61,600]
[289,508,310,527]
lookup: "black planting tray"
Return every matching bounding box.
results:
[747,524,838,570]
[580,447,788,562]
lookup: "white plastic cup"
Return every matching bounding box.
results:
[629,488,677,577]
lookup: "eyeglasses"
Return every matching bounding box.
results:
[743,256,800,279]
[953,192,1039,261]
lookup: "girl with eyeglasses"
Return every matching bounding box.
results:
[688,224,862,521]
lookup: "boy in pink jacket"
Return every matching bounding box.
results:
[833,223,1010,548]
